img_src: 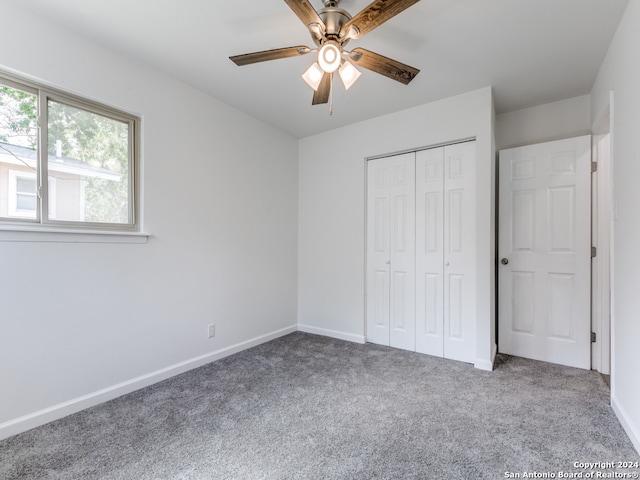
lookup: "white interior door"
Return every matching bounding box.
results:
[366,153,416,351]
[498,136,591,369]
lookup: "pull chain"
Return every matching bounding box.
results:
[329,73,333,116]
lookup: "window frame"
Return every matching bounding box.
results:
[0,70,140,233]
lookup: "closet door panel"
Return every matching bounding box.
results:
[416,148,444,356]
[366,153,415,350]
[443,142,476,363]
[389,153,416,351]
[366,160,391,346]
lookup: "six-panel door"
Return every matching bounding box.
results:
[498,136,591,369]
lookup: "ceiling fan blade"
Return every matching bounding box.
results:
[350,48,419,85]
[312,72,331,105]
[284,0,326,31]
[230,46,311,66]
[340,0,421,39]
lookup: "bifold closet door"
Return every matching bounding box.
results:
[416,142,476,363]
[366,152,416,351]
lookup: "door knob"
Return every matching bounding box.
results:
[501,258,509,265]
[386,260,390,265]
[445,261,450,267]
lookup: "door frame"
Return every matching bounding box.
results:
[591,97,614,376]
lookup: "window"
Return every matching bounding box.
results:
[0,72,139,231]
[8,170,37,218]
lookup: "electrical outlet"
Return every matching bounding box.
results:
[207,324,215,338]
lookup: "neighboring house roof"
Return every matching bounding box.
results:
[0,141,120,181]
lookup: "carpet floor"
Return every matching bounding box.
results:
[1,332,638,479]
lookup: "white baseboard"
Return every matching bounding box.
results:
[474,343,497,371]
[474,359,494,371]
[612,394,640,455]
[297,324,366,344]
[0,325,297,441]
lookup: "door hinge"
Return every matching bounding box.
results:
[591,161,597,173]
[591,331,597,343]
[591,246,597,258]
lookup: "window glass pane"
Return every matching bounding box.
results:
[48,99,130,224]
[16,193,36,211]
[16,176,36,194]
[0,84,38,220]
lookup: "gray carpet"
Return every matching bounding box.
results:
[1,332,638,479]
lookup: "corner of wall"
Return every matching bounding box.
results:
[297,324,366,344]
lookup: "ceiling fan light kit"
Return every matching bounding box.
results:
[302,62,325,90]
[338,60,361,90]
[230,0,421,110]
[318,41,342,73]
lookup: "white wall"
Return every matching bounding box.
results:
[0,1,299,439]
[590,0,640,454]
[298,87,496,370]
[495,95,591,150]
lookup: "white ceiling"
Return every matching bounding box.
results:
[7,0,630,138]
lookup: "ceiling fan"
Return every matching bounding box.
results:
[230,0,421,107]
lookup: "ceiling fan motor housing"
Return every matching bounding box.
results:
[315,4,352,46]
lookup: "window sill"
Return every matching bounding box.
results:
[0,226,149,244]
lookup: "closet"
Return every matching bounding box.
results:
[366,141,476,363]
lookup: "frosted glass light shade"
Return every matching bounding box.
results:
[318,41,341,73]
[338,61,361,90]
[302,62,324,91]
